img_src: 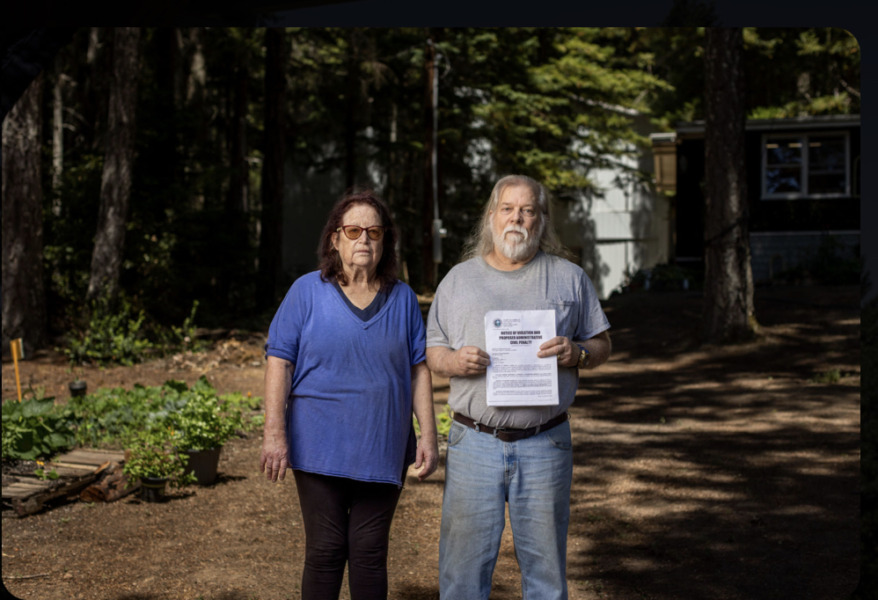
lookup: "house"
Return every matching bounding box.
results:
[551,112,673,299]
[652,114,861,284]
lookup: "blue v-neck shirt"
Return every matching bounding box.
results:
[265,271,426,486]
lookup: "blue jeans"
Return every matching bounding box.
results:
[439,419,573,600]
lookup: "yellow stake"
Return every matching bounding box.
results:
[11,338,23,402]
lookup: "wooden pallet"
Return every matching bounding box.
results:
[2,448,125,517]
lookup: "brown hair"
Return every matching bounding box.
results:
[317,189,399,290]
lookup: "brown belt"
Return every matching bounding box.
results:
[452,412,568,443]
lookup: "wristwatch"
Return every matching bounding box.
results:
[576,344,590,369]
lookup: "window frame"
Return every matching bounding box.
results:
[761,130,851,200]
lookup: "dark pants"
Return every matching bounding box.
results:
[293,469,402,600]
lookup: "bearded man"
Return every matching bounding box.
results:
[426,174,612,600]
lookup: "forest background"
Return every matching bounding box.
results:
[0,24,862,356]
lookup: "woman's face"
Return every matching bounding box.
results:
[331,203,384,278]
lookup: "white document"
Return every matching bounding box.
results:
[485,310,559,406]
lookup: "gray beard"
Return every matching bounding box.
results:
[493,227,541,262]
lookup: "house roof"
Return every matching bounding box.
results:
[666,114,860,140]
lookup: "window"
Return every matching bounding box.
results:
[762,132,850,199]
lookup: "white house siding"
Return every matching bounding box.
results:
[555,119,670,299]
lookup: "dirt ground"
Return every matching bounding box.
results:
[1,284,862,600]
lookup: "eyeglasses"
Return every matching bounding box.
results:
[336,225,385,241]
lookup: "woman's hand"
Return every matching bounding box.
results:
[261,429,289,482]
[261,356,294,482]
[412,434,438,481]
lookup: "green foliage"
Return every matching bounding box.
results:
[34,465,61,480]
[33,26,861,321]
[166,377,245,451]
[121,428,195,487]
[64,377,259,451]
[158,300,207,354]
[65,383,180,448]
[810,369,841,384]
[436,404,453,438]
[61,295,206,367]
[413,404,453,439]
[63,295,154,366]
[1,395,76,461]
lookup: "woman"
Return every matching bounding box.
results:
[260,189,438,600]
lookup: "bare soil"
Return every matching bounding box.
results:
[1,285,861,600]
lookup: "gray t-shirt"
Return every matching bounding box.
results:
[426,251,610,429]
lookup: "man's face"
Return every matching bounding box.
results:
[490,184,544,262]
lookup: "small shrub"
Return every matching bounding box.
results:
[811,368,841,384]
[122,429,195,487]
[167,377,244,451]
[62,296,206,367]
[414,404,454,438]
[63,294,153,366]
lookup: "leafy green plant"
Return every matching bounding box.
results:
[436,405,453,438]
[122,429,195,487]
[34,461,60,480]
[413,404,454,438]
[64,383,182,448]
[166,377,243,451]
[1,395,76,461]
[63,294,154,366]
[811,368,841,384]
[156,300,207,353]
[64,377,256,451]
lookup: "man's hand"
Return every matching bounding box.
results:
[538,336,579,368]
[427,345,490,377]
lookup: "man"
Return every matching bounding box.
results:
[426,174,611,600]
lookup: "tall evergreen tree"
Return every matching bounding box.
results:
[702,27,756,343]
[87,27,141,301]
[258,28,287,308]
[2,74,49,351]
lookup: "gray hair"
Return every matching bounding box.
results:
[460,174,572,262]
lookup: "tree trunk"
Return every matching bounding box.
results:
[422,37,437,290]
[344,29,360,190]
[702,27,756,343]
[218,42,251,308]
[51,60,64,209]
[87,27,141,301]
[258,28,287,308]
[2,73,49,352]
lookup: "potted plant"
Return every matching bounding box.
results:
[122,429,195,501]
[169,377,243,485]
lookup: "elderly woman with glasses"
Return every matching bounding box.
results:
[260,189,438,600]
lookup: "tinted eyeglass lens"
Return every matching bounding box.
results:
[343,226,363,239]
[340,226,384,240]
